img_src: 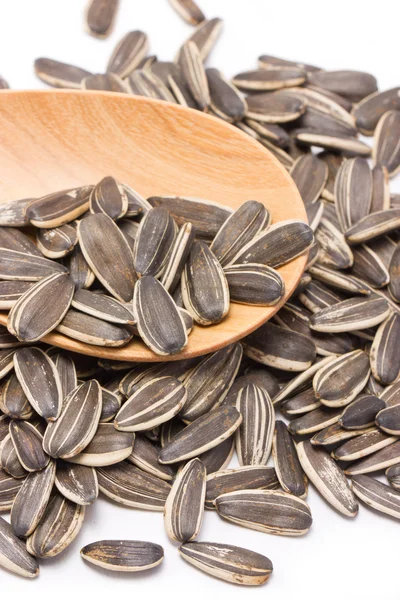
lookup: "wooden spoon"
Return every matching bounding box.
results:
[0,90,306,361]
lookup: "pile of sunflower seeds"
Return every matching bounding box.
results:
[0,0,400,589]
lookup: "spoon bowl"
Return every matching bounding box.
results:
[0,90,306,361]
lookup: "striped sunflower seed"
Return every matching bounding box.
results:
[314,219,353,270]
[243,322,317,372]
[0,516,39,578]
[335,158,372,231]
[370,313,400,384]
[169,0,205,24]
[284,86,356,129]
[258,54,320,72]
[0,374,34,420]
[180,344,242,422]
[128,70,176,102]
[345,439,400,475]
[115,376,186,432]
[26,493,85,558]
[147,196,232,240]
[26,186,92,228]
[123,184,150,216]
[159,406,242,464]
[280,387,321,416]
[215,489,312,536]
[86,0,119,38]
[386,464,400,490]
[34,58,92,88]
[89,176,128,220]
[290,154,328,206]
[134,207,176,278]
[66,424,133,467]
[161,222,196,293]
[293,129,371,156]
[224,263,284,306]
[296,106,356,138]
[178,17,223,62]
[378,377,400,408]
[0,198,32,228]
[63,245,95,290]
[100,387,121,422]
[43,380,102,459]
[241,367,280,399]
[389,242,400,301]
[335,429,398,463]
[55,461,98,505]
[272,420,307,497]
[340,394,385,430]
[373,110,400,178]
[0,434,27,478]
[308,264,371,295]
[298,280,345,313]
[206,68,247,122]
[9,420,49,472]
[230,220,314,269]
[0,248,67,281]
[288,406,342,436]
[352,87,400,135]
[36,224,77,259]
[134,276,188,355]
[345,209,400,245]
[160,419,186,448]
[10,460,55,538]
[311,423,372,447]
[0,227,41,256]
[97,462,171,510]
[71,289,135,325]
[181,241,229,326]
[371,166,390,213]
[313,350,370,407]
[351,474,400,519]
[81,539,164,572]
[235,384,274,466]
[376,404,400,436]
[308,70,377,102]
[57,309,132,347]
[51,352,77,398]
[245,91,306,124]
[351,244,390,288]
[296,440,358,516]
[233,67,306,91]
[205,466,278,509]
[179,41,210,111]
[0,468,24,512]
[107,30,149,78]
[309,297,390,333]
[7,272,74,343]
[127,435,175,481]
[164,458,206,542]
[0,281,34,310]
[14,347,62,421]
[198,437,234,475]
[179,541,273,586]
[78,213,137,302]
[243,119,290,148]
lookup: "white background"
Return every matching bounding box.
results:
[1,1,400,599]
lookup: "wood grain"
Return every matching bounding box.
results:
[0,90,306,361]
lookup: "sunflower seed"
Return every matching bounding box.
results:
[298,280,345,313]
[78,213,137,302]
[376,404,400,435]
[370,313,400,385]
[230,220,314,269]
[13,347,62,421]
[370,165,390,213]
[386,464,400,489]
[0,198,32,228]
[147,196,232,240]
[0,248,68,282]
[373,110,400,178]
[83,72,128,91]
[308,70,377,102]
[334,158,372,232]
[258,54,319,72]
[293,129,371,156]
[161,223,196,293]
[206,68,247,122]
[99,387,121,423]
[180,344,242,422]
[0,434,27,478]
[296,107,357,138]
[164,458,205,542]
[26,186,92,228]
[127,435,174,481]
[315,219,353,269]
[313,350,370,408]
[205,466,278,509]
[43,380,102,459]
[340,394,385,430]
[289,155,328,206]
[308,264,370,295]
[179,541,273,586]
[169,0,205,24]
[351,475,400,519]
[89,176,128,220]
[107,30,148,78]
[36,223,77,259]
[7,272,74,343]
[365,373,386,396]
[10,460,55,538]
[64,245,95,290]
[26,493,84,558]
[72,289,135,325]
[0,281,34,310]
[97,461,171,510]
[159,406,242,464]
[0,228,40,257]
[134,207,176,278]
[237,68,307,92]
[179,41,210,110]
[296,440,358,516]
[345,209,400,245]
[243,119,290,147]
[215,489,312,536]
[57,309,132,347]
[243,322,317,372]
[334,429,398,463]
[286,85,355,124]
[66,424,133,467]
[182,241,229,326]
[0,469,24,511]
[119,364,162,397]
[242,367,280,398]
[224,263,284,306]
[34,58,92,88]
[311,423,371,446]
[288,406,342,435]
[235,384,274,466]
[310,297,390,334]
[388,241,400,301]
[123,184,150,216]
[281,387,321,416]
[351,244,390,288]
[0,375,33,420]
[245,91,306,123]
[52,352,79,399]
[345,439,400,475]
[128,70,176,102]
[81,539,164,572]
[86,0,119,37]
[352,87,400,135]
[273,420,307,497]
[55,461,98,505]
[179,17,222,62]
[0,516,39,577]
[198,437,234,474]
[9,420,49,472]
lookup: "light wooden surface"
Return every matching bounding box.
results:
[0,90,306,361]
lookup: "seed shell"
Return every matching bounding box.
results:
[0,198,32,228]
[134,207,176,278]
[308,264,371,295]
[55,461,98,505]
[288,406,342,436]
[198,437,234,475]
[351,474,400,519]
[308,70,377,102]
[0,281,34,310]
[352,87,400,135]
[57,309,132,347]
[86,0,119,37]
[272,420,307,497]
[0,227,41,257]
[89,176,128,220]
[205,466,278,509]
[313,350,370,407]
[351,244,390,288]
[0,434,27,478]
[0,374,33,420]
[107,31,149,78]
[81,539,164,572]
[0,468,24,512]
[245,91,306,124]
[127,435,174,481]
[293,129,371,156]
[161,222,196,293]
[224,263,284,306]
[206,68,247,122]
[66,424,133,467]
[36,224,78,259]
[340,394,385,430]
[0,248,68,282]
[0,516,39,578]
[169,0,205,24]
[34,58,91,89]
[180,17,223,62]
[373,110,400,177]
[311,423,372,447]
[290,154,328,206]
[345,209,400,245]
[72,289,135,325]
[310,297,390,333]
[26,186,92,228]
[9,420,49,472]
[235,384,274,466]
[64,245,95,291]
[386,464,400,490]
[376,404,400,436]
[179,41,210,111]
